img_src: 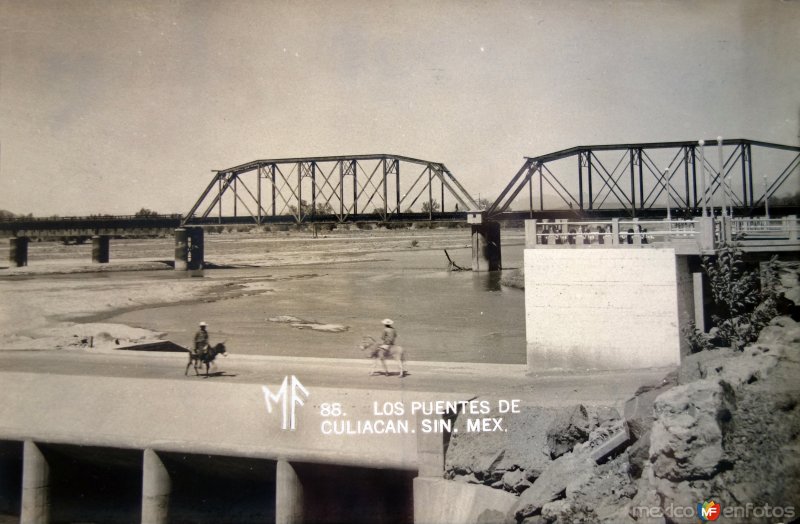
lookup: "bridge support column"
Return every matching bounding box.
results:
[91,235,110,263]
[188,227,205,270]
[787,215,798,242]
[414,416,447,523]
[468,214,501,272]
[174,228,188,271]
[141,449,170,524]
[9,237,29,267]
[697,216,715,251]
[21,441,49,524]
[275,460,303,524]
[693,271,707,332]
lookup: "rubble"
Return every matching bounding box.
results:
[444,315,800,524]
[545,404,590,460]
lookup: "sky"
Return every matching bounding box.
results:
[1,0,798,216]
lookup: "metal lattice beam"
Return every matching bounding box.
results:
[182,155,478,225]
[487,139,800,219]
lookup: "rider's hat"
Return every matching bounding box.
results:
[199,321,208,327]
[382,318,394,326]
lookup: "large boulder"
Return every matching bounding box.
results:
[649,379,736,482]
[756,315,800,350]
[625,430,650,479]
[446,406,558,487]
[508,452,596,521]
[545,404,590,459]
[623,374,677,441]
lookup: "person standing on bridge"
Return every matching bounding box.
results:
[194,321,210,355]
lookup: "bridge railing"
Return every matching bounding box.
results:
[0,214,183,223]
[526,215,799,254]
[0,214,184,234]
[527,218,700,248]
[731,217,797,237]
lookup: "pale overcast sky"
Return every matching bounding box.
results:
[1,0,798,216]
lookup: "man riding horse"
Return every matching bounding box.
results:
[186,321,227,376]
[379,318,397,358]
[361,318,406,377]
[194,321,210,356]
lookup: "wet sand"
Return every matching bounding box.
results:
[0,228,526,359]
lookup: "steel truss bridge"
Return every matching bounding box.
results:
[489,138,800,220]
[181,154,478,226]
[1,139,798,237]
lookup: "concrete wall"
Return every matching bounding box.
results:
[675,255,696,357]
[413,477,517,524]
[0,372,422,470]
[524,248,683,370]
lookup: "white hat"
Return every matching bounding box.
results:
[382,318,394,326]
[199,321,208,327]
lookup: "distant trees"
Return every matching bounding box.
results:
[0,210,34,219]
[421,199,441,213]
[771,190,800,206]
[135,207,159,217]
[476,198,491,210]
[289,200,334,216]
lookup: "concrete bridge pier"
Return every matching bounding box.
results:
[188,227,204,270]
[276,460,303,524]
[91,235,110,263]
[174,228,188,271]
[176,227,205,271]
[20,441,49,524]
[9,237,29,267]
[468,213,501,271]
[141,449,170,524]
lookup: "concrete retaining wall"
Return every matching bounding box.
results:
[524,248,683,370]
[413,477,518,524]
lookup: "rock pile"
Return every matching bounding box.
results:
[444,315,800,523]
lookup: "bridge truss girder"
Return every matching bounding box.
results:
[182,155,478,226]
[487,139,800,218]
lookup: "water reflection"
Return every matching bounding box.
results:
[473,271,503,292]
[109,246,527,364]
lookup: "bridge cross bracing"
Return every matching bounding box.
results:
[0,139,797,241]
[487,139,800,220]
[181,154,478,226]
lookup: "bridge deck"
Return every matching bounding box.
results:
[0,350,669,469]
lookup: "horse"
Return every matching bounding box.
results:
[185,342,228,377]
[358,336,406,377]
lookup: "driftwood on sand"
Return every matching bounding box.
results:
[444,250,471,272]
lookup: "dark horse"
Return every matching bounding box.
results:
[185,342,228,376]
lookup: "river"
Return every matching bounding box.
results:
[105,232,527,364]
